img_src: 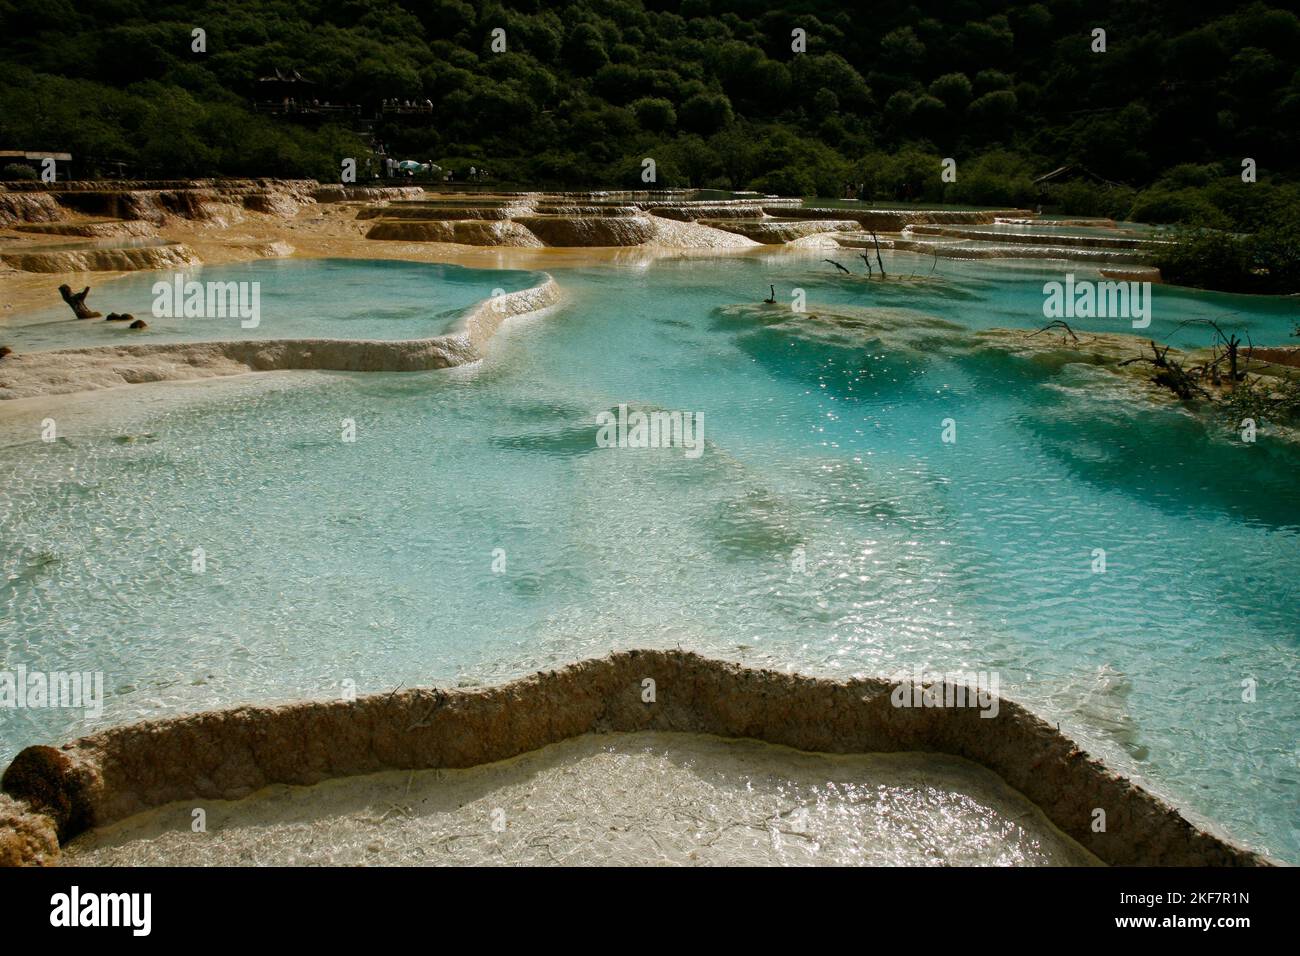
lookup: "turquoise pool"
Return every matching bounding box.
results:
[2,258,545,350]
[1,250,1297,860]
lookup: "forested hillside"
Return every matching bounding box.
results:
[2,0,1298,227]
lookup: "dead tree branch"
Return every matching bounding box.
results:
[58,284,101,320]
[1028,320,1081,344]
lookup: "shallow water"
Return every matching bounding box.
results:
[1,258,544,349]
[64,732,1100,867]
[1,250,1297,860]
[931,221,1161,239]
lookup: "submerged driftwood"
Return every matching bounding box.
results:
[57,284,100,320]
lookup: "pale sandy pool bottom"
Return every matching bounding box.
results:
[63,732,1101,866]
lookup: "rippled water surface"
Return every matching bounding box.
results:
[2,250,1297,860]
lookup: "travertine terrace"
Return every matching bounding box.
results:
[0,651,1271,867]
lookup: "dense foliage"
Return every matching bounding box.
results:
[1,0,1297,230]
[1153,221,1300,294]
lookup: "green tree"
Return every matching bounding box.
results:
[631,97,676,132]
[678,92,733,134]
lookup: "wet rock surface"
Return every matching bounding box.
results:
[358,192,751,248]
[15,220,158,239]
[0,650,1270,866]
[352,193,1047,251]
[0,190,64,227]
[3,241,198,273]
[365,218,544,246]
[702,217,863,243]
[0,794,60,867]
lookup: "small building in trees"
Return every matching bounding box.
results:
[0,150,73,181]
[256,68,317,109]
[1032,164,1124,195]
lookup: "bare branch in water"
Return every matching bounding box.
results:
[1118,340,1209,400]
[1029,320,1080,344]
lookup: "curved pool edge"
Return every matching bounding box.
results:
[0,649,1272,867]
[0,275,561,401]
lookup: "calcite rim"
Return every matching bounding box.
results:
[0,649,1273,867]
[0,274,561,401]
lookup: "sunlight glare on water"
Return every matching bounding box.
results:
[1,250,1297,860]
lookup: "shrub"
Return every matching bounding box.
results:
[929,72,972,110]
[1153,222,1300,294]
[1129,188,1232,228]
[678,92,733,134]
[750,166,816,197]
[944,151,1038,207]
[2,162,37,181]
[1048,181,1139,220]
[630,97,676,132]
[1152,229,1255,291]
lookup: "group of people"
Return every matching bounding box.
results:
[438,166,490,182]
[382,98,434,110]
[278,97,348,111]
[366,155,490,183]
